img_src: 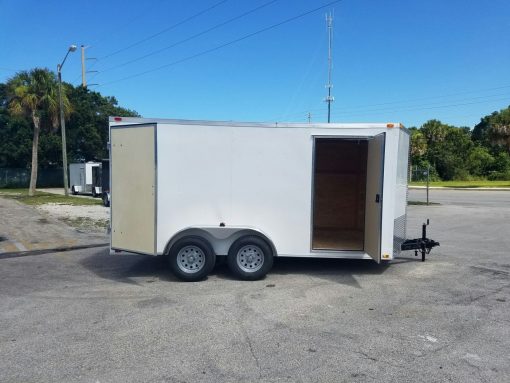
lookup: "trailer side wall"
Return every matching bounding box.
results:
[156,124,313,256]
[155,122,397,259]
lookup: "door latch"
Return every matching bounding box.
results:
[375,194,380,203]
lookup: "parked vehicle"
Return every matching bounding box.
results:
[108,117,438,281]
[69,162,102,197]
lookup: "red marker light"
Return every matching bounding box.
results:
[114,117,122,121]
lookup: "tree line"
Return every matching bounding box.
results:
[0,68,138,194]
[1,68,509,194]
[410,108,510,181]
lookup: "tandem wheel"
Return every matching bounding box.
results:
[102,193,110,207]
[167,236,216,282]
[227,235,274,281]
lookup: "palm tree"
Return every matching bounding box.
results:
[7,68,71,196]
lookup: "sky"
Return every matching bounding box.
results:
[1,0,509,128]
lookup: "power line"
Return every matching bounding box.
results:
[0,67,25,73]
[267,89,510,122]
[331,92,510,115]
[87,0,166,49]
[334,85,510,111]
[99,0,229,60]
[281,31,326,121]
[71,1,228,85]
[98,0,280,74]
[331,96,510,118]
[98,0,344,86]
[275,84,510,120]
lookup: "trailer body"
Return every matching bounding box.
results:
[69,161,102,196]
[109,117,410,269]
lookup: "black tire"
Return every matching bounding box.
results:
[102,193,110,207]
[92,188,97,198]
[168,236,216,282]
[71,186,78,195]
[227,236,273,281]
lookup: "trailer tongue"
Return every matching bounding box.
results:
[401,219,440,262]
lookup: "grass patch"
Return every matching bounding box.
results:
[0,189,102,206]
[408,200,440,206]
[409,180,510,188]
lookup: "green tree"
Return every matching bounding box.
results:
[66,86,138,161]
[419,120,476,180]
[6,69,71,195]
[435,127,474,180]
[467,146,494,177]
[487,151,510,180]
[473,105,510,153]
[409,128,427,159]
[420,119,448,144]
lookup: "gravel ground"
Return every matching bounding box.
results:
[0,197,107,254]
[35,188,109,232]
[36,203,109,233]
[37,203,109,221]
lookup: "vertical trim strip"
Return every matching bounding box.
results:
[378,132,386,259]
[309,136,316,252]
[154,123,158,255]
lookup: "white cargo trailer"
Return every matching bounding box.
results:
[69,161,102,197]
[109,117,416,281]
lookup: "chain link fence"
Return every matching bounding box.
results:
[409,165,431,182]
[0,168,64,188]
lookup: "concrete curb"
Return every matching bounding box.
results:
[0,243,109,260]
[409,186,510,191]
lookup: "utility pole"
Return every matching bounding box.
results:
[58,45,77,196]
[307,112,312,123]
[324,12,334,123]
[80,45,97,88]
[81,45,86,87]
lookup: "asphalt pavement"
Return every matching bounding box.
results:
[0,190,509,382]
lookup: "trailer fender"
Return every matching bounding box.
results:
[163,227,277,258]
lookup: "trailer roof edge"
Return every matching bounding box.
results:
[109,116,406,130]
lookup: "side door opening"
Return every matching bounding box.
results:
[312,138,368,251]
[311,134,385,261]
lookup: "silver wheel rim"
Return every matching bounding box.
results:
[177,245,205,274]
[236,245,264,273]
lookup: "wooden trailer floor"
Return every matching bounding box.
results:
[312,229,364,251]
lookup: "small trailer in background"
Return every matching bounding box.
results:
[109,117,439,281]
[69,161,102,197]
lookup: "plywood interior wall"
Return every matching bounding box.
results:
[312,139,368,251]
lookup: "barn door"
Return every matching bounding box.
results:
[364,133,385,262]
[111,124,156,255]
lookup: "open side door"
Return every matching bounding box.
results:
[111,124,156,255]
[364,133,385,262]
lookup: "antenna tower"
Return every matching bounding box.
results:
[324,13,334,123]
